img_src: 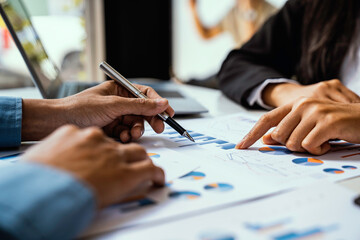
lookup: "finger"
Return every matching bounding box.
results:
[301,125,332,155]
[120,129,131,143]
[130,122,145,141]
[325,91,353,103]
[337,87,360,103]
[121,116,145,141]
[284,119,316,152]
[112,97,170,116]
[145,116,165,134]
[270,110,301,145]
[118,143,148,163]
[136,85,175,117]
[129,159,165,187]
[262,134,281,145]
[236,104,292,149]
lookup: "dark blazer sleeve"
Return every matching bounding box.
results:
[218,0,305,109]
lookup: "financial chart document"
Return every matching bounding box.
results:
[81,114,360,238]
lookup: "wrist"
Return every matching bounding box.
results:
[22,99,67,141]
[262,83,300,107]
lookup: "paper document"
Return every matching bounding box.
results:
[147,148,199,182]
[96,182,360,240]
[82,113,360,237]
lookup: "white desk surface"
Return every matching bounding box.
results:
[1,85,359,238]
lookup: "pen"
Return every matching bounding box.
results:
[99,61,195,142]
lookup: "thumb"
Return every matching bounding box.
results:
[113,97,170,116]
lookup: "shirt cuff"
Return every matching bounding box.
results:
[0,162,96,240]
[247,78,299,110]
[0,97,22,148]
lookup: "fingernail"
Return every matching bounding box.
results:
[236,141,244,149]
[156,98,167,106]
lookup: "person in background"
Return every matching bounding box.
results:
[186,0,277,89]
[190,0,277,48]
[218,0,360,109]
[0,80,174,239]
[218,0,360,155]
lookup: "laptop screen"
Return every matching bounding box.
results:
[0,0,62,98]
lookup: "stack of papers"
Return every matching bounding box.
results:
[81,114,360,238]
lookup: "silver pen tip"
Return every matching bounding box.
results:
[183,131,195,142]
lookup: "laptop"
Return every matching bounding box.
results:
[0,0,208,115]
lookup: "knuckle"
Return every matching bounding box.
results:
[61,124,78,132]
[259,114,271,123]
[294,97,317,111]
[137,98,147,105]
[146,86,155,93]
[301,140,315,153]
[316,81,330,91]
[324,113,340,125]
[83,127,104,139]
[271,131,284,143]
[330,79,341,85]
[286,140,299,152]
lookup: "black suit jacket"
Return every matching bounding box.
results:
[218,0,343,109]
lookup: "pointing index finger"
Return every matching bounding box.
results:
[236,104,292,149]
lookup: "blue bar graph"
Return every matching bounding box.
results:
[168,131,236,151]
[273,225,337,240]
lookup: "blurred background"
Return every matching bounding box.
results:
[0,0,287,90]
[0,0,88,89]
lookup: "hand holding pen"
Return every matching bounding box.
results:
[100,61,195,142]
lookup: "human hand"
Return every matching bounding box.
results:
[237,98,360,155]
[263,79,360,108]
[23,125,165,208]
[22,81,175,142]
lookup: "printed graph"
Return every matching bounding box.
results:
[259,146,292,155]
[169,191,201,200]
[292,158,323,166]
[342,165,357,170]
[273,225,337,240]
[204,183,234,192]
[245,218,291,234]
[323,168,344,174]
[162,128,236,151]
[180,171,206,181]
[119,198,156,213]
[148,153,160,158]
[200,231,236,240]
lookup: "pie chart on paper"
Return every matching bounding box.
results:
[342,165,357,170]
[180,171,206,181]
[323,168,345,174]
[204,183,234,192]
[148,153,160,158]
[292,158,324,166]
[169,191,201,200]
[259,146,292,155]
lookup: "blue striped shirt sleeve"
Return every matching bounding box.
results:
[0,97,22,147]
[0,162,96,240]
